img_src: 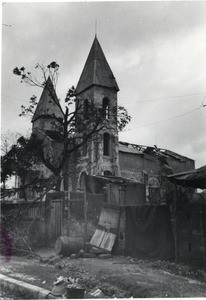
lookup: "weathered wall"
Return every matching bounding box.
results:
[119,151,194,183]
[74,85,119,191]
[63,192,106,243]
[177,204,206,266]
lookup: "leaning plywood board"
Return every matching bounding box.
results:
[90,229,105,248]
[99,232,116,252]
[90,207,120,252]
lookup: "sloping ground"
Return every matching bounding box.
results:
[1,253,206,298]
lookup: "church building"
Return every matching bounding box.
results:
[32,36,194,202]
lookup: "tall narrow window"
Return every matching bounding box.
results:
[103,133,110,156]
[82,140,87,156]
[102,98,109,119]
[83,99,89,117]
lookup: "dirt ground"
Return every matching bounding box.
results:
[1,249,206,298]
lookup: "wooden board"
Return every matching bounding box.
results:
[98,207,120,230]
[90,229,105,248]
[99,232,116,252]
[90,207,120,252]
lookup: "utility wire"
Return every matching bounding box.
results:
[120,92,206,105]
[123,104,204,132]
[3,92,206,104]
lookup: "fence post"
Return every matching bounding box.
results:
[82,174,87,248]
[202,204,206,269]
[174,184,179,263]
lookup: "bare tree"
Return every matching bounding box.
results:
[1,62,131,197]
[1,130,22,155]
[13,62,131,172]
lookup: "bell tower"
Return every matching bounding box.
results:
[75,36,120,177]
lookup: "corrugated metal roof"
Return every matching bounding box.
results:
[32,77,64,122]
[167,165,206,189]
[75,36,119,95]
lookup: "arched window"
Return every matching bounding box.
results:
[103,133,110,156]
[82,140,87,156]
[102,98,109,119]
[83,99,89,117]
[79,171,87,190]
[104,170,112,176]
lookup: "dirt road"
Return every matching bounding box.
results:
[1,252,206,298]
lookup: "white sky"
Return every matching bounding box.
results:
[1,1,206,168]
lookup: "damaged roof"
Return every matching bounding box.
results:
[119,141,194,162]
[167,165,206,189]
[75,36,119,95]
[119,142,143,155]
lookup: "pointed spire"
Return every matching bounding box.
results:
[75,36,119,95]
[32,76,64,122]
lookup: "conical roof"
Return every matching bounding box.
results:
[32,77,64,122]
[75,36,119,95]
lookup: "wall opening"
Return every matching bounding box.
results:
[79,171,87,191]
[104,170,112,176]
[103,133,110,156]
[102,98,110,119]
[82,140,87,156]
[83,99,89,117]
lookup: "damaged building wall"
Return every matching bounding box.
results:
[119,145,194,184]
[118,143,195,204]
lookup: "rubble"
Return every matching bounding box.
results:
[51,276,85,299]
[48,255,63,265]
[98,254,113,259]
[89,288,105,298]
[40,256,50,264]
[39,254,54,264]
[51,276,68,297]
[82,253,96,259]
[90,247,104,255]
[76,249,84,258]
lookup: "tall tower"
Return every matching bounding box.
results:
[75,36,120,177]
[32,76,64,136]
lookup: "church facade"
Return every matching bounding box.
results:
[32,36,194,199]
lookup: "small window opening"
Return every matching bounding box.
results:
[103,133,110,156]
[188,243,192,252]
[104,170,112,176]
[83,99,89,117]
[82,140,87,156]
[102,98,109,119]
[119,232,124,240]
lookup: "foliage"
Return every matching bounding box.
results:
[2,62,132,194]
[13,63,131,133]
[0,206,40,256]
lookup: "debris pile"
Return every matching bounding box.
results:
[51,276,85,299]
[69,245,113,260]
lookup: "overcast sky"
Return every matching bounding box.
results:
[1,1,206,168]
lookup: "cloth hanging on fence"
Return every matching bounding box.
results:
[125,205,174,260]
